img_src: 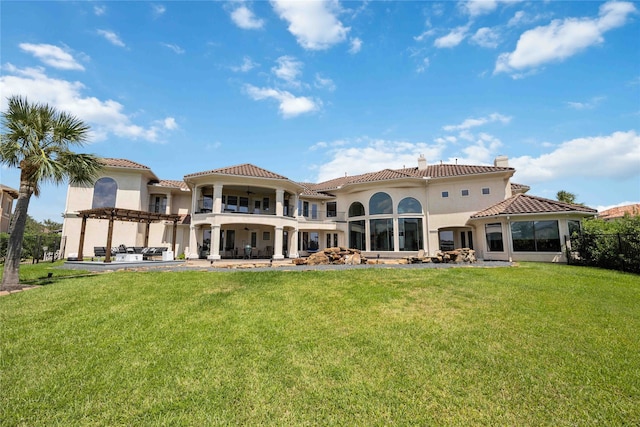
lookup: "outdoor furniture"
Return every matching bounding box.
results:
[142,247,168,260]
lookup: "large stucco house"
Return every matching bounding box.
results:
[60,155,597,263]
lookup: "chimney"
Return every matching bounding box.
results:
[418,154,427,171]
[494,155,509,168]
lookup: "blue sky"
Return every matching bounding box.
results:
[1,0,639,222]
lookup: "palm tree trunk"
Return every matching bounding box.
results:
[1,176,34,291]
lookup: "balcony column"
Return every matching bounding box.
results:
[288,228,299,258]
[273,226,284,260]
[187,225,198,259]
[276,189,284,217]
[292,193,299,217]
[208,224,221,260]
[165,193,172,215]
[213,184,223,213]
[191,184,198,214]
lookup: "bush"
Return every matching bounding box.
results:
[571,214,640,273]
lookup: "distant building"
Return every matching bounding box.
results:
[598,204,640,220]
[61,155,597,263]
[0,184,18,233]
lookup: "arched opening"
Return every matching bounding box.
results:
[92,177,117,208]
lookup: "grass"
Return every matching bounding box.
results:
[1,263,639,426]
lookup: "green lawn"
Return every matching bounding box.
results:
[1,263,638,426]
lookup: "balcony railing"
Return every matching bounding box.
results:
[298,211,346,222]
[195,201,296,218]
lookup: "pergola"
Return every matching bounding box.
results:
[75,207,182,262]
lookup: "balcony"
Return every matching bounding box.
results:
[298,210,346,222]
[195,200,296,218]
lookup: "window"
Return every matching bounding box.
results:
[568,220,581,237]
[262,231,271,241]
[349,220,366,250]
[149,195,167,213]
[309,232,319,250]
[326,233,332,248]
[439,230,454,251]
[239,197,249,213]
[370,218,394,251]
[461,189,469,196]
[485,223,504,252]
[311,203,318,219]
[510,220,561,252]
[92,177,117,208]
[263,197,270,211]
[399,218,423,251]
[326,201,337,217]
[251,232,257,248]
[226,195,237,211]
[482,188,490,195]
[369,192,393,215]
[333,233,338,247]
[442,191,449,198]
[348,202,365,217]
[398,197,422,214]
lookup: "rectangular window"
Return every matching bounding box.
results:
[326,201,337,217]
[309,232,319,250]
[326,233,331,248]
[485,223,504,252]
[461,189,469,196]
[263,197,270,211]
[399,218,423,251]
[568,220,581,237]
[349,220,366,250]
[239,197,249,213]
[226,195,237,211]
[370,218,394,251]
[442,191,449,198]
[482,188,490,195]
[333,233,338,247]
[303,201,309,217]
[251,232,257,248]
[510,220,561,252]
[311,203,318,219]
[149,195,167,213]
[263,231,271,241]
[439,230,454,251]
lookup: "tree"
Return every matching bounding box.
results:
[0,96,102,291]
[557,190,578,205]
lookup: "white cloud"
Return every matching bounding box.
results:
[313,139,445,182]
[272,55,303,86]
[162,117,178,130]
[508,10,525,27]
[161,43,185,54]
[566,96,605,110]
[19,43,85,71]
[231,56,259,73]
[416,57,430,73]
[349,37,362,54]
[443,113,511,131]
[434,25,469,48]
[414,29,436,42]
[510,130,640,183]
[152,4,166,17]
[96,29,126,48]
[448,133,503,165]
[461,0,523,17]
[230,5,265,30]
[94,5,107,16]
[271,0,349,50]
[471,27,500,48]
[244,84,319,118]
[314,74,336,91]
[495,1,637,75]
[0,64,175,143]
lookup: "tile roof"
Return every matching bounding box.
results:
[510,182,530,194]
[152,180,190,191]
[314,169,421,191]
[470,194,597,219]
[298,183,335,198]
[184,163,290,180]
[0,184,19,198]
[100,158,151,170]
[398,164,514,178]
[598,203,640,219]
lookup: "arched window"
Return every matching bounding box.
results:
[92,177,117,208]
[398,197,422,214]
[348,202,365,217]
[369,192,392,215]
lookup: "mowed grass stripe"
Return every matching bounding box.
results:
[1,263,638,426]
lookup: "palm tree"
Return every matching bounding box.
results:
[557,190,578,205]
[1,96,102,291]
